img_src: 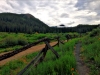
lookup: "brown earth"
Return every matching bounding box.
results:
[0,42,57,66]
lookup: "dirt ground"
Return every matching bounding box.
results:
[74,43,89,75]
[0,42,57,66]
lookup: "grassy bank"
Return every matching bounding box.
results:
[0,38,78,75]
[80,27,100,75]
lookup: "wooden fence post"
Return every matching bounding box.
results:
[45,41,59,58]
[56,37,60,46]
[17,37,61,75]
[34,44,48,66]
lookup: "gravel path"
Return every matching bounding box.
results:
[74,43,89,75]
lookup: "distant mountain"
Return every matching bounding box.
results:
[0,13,49,33]
[72,24,99,33]
[52,24,99,33]
[0,13,99,33]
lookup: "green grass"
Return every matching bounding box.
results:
[0,32,57,53]
[80,27,100,75]
[0,32,79,53]
[23,38,79,75]
[0,38,79,75]
[0,45,22,53]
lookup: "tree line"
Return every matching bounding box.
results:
[0,13,99,33]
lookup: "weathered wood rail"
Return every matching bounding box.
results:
[17,37,64,75]
[0,37,63,61]
[0,38,53,61]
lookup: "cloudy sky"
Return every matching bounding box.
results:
[0,0,100,27]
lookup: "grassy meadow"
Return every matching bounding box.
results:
[0,32,64,53]
[0,27,100,75]
[0,32,79,53]
[0,38,79,75]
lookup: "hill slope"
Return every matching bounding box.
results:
[0,13,49,33]
[0,13,99,33]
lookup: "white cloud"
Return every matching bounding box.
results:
[0,0,100,27]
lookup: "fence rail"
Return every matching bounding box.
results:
[17,37,64,75]
[0,36,64,75]
[0,37,63,61]
[0,37,54,61]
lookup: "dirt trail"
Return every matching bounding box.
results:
[0,42,57,66]
[74,43,89,75]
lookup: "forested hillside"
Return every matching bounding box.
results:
[0,13,99,33]
[0,13,49,33]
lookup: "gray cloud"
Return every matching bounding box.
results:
[0,0,100,27]
[67,21,75,25]
[75,0,100,14]
[60,13,69,18]
[75,0,90,10]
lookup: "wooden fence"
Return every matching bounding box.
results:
[0,37,54,61]
[0,36,64,75]
[17,37,64,75]
[0,37,64,61]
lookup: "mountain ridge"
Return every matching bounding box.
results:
[0,12,99,33]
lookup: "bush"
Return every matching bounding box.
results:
[5,36,18,46]
[17,36,28,45]
[0,36,28,48]
[0,36,18,47]
[90,28,100,37]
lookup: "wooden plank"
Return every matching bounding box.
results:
[34,45,48,66]
[57,37,60,46]
[0,37,49,61]
[17,44,49,75]
[59,40,64,44]
[17,40,58,75]
[17,49,43,75]
[45,41,59,58]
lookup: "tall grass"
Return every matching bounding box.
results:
[0,33,57,53]
[20,38,79,75]
[81,27,100,75]
[0,38,78,75]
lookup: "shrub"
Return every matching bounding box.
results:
[17,36,28,45]
[90,28,100,37]
[5,36,18,46]
[0,36,18,47]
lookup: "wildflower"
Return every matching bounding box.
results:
[71,68,74,71]
[74,46,76,49]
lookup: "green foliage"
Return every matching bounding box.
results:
[81,27,100,75]
[0,38,79,75]
[0,13,49,33]
[66,32,80,39]
[0,35,28,48]
[0,13,99,33]
[89,28,100,37]
[22,39,78,75]
[17,36,28,45]
[0,32,57,53]
[4,36,18,46]
[0,60,25,75]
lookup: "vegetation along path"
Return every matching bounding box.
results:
[0,41,57,66]
[74,42,89,75]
